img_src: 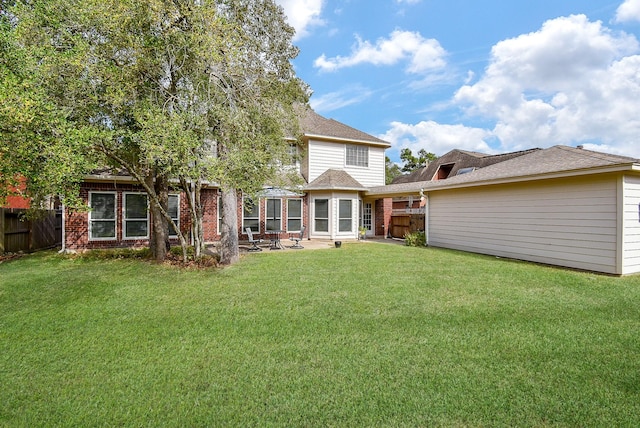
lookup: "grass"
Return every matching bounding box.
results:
[1,243,639,426]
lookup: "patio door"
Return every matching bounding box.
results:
[362,202,372,235]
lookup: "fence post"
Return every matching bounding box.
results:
[0,208,5,254]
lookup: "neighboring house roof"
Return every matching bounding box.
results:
[369,145,640,197]
[392,148,540,184]
[300,108,391,148]
[305,169,368,191]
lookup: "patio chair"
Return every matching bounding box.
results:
[246,227,263,252]
[288,226,305,249]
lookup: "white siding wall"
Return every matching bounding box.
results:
[428,176,620,274]
[307,140,386,187]
[309,192,359,240]
[622,175,640,274]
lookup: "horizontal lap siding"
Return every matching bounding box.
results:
[307,140,386,187]
[428,176,619,274]
[623,175,640,274]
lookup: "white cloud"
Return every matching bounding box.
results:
[380,121,495,156]
[275,0,324,41]
[314,30,447,73]
[615,0,640,23]
[452,14,640,157]
[310,86,373,112]
[396,0,421,4]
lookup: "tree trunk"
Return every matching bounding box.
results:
[148,174,169,262]
[219,187,239,265]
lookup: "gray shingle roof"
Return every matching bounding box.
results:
[305,169,368,191]
[300,108,391,147]
[368,145,640,196]
[391,148,540,184]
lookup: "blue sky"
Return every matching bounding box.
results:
[275,0,640,162]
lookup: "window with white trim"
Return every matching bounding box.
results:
[243,197,260,233]
[346,144,368,167]
[123,193,149,239]
[287,199,302,232]
[168,194,180,237]
[314,199,329,232]
[339,199,352,232]
[266,198,281,232]
[89,192,117,240]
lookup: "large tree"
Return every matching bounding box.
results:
[1,0,308,263]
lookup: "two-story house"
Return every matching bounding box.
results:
[62,108,392,251]
[300,109,390,240]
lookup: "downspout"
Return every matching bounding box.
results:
[190,181,195,246]
[59,204,66,253]
[420,189,428,247]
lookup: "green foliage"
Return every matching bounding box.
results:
[400,148,438,173]
[404,230,426,246]
[385,155,403,184]
[1,0,308,262]
[1,246,640,425]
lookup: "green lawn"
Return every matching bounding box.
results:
[1,243,639,426]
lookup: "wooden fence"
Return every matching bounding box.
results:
[1,208,62,254]
[389,214,425,238]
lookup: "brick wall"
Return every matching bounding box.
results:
[65,182,308,250]
[375,197,392,237]
[65,182,191,251]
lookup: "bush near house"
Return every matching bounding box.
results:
[404,230,426,246]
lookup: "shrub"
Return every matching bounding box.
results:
[404,231,426,247]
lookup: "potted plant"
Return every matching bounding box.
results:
[358,226,367,240]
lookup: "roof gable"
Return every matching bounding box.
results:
[300,108,391,147]
[305,169,367,191]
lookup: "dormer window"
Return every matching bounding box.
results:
[434,163,454,180]
[346,144,368,167]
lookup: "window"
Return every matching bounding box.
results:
[287,144,298,166]
[168,194,180,237]
[346,145,368,167]
[266,198,282,231]
[339,200,352,232]
[314,199,329,232]
[89,192,116,240]
[287,199,302,232]
[123,193,148,239]
[362,202,372,232]
[456,167,476,176]
[434,163,454,180]
[243,197,260,233]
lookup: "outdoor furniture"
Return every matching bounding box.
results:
[267,230,284,250]
[246,227,263,252]
[289,226,305,249]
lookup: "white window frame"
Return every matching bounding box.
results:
[338,199,353,232]
[242,196,260,233]
[122,192,149,240]
[88,191,117,241]
[346,144,368,167]
[314,198,329,233]
[286,199,303,232]
[168,194,180,237]
[266,198,282,232]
